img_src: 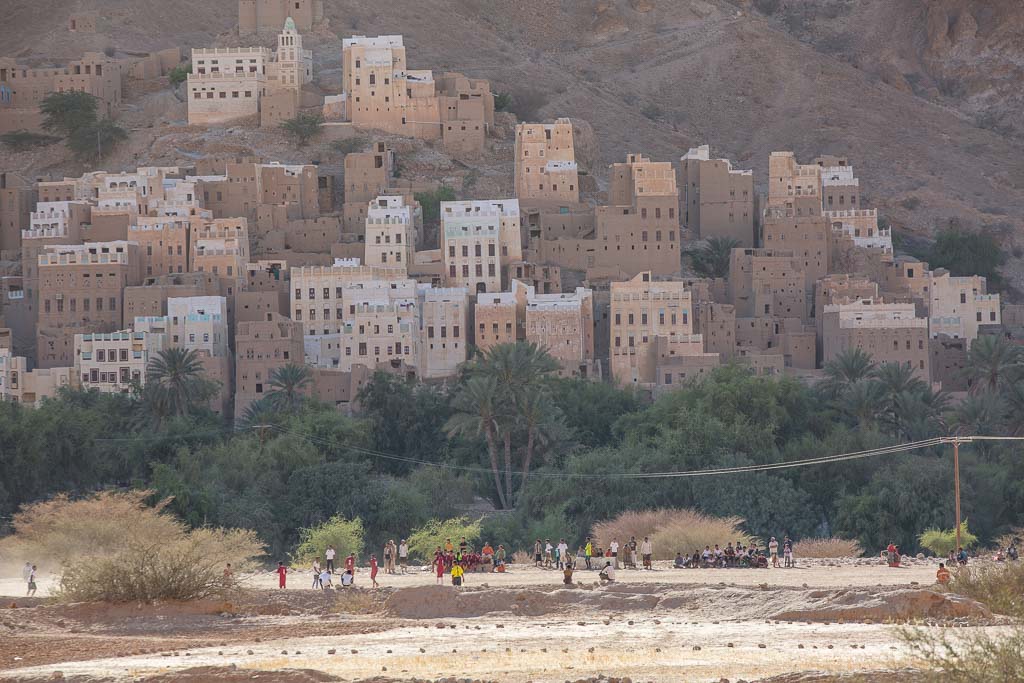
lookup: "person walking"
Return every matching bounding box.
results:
[26,565,37,597]
[276,561,288,589]
[22,562,32,586]
[370,554,379,588]
[312,559,322,589]
[640,536,653,570]
[399,539,409,574]
[325,545,336,574]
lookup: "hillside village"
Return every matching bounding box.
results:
[0,0,1016,417]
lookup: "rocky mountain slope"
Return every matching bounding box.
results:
[2,0,1023,259]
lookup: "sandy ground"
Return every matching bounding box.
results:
[0,558,942,599]
[0,560,998,683]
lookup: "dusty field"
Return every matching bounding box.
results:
[0,559,1007,682]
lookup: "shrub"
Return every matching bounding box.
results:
[493,92,512,112]
[280,112,324,147]
[68,119,128,162]
[948,561,1024,617]
[792,537,863,558]
[414,185,456,227]
[0,130,60,152]
[293,516,364,565]
[40,91,99,136]
[592,509,754,561]
[406,516,481,562]
[919,521,978,557]
[995,528,1023,551]
[168,62,192,87]
[331,136,369,155]
[511,550,533,565]
[901,626,1024,681]
[0,490,263,603]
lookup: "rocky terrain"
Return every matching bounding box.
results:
[2,0,1022,271]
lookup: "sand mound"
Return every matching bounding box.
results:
[770,588,991,623]
[383,583,992,623]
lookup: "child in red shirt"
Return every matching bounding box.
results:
[276,561,287,589]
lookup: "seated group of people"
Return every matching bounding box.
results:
[435,538,509,578]
[674,543,770,569]
[993,541,1019,563]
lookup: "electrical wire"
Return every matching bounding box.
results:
[265,423,948,480]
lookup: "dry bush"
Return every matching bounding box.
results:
[0,490,264,603]
[994,527,1023,550]
[901,625,1024,681]
[511,550,533,565]
[332,589,379,615]
[592,509,753,561]
[949,561,1024,617]
[792,537,864,558]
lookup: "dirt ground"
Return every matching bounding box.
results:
[0,559,1008,682]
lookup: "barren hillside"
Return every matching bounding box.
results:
[2,0,1023,268]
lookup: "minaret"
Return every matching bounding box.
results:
[276,17,302,90]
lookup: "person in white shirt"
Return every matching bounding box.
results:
[599,560,616,583]
[398,539,409,574]
[556,539,569,569]
[325,545,336,573]
[640,537,653,570]
[769,537,780,568]
[544,540,554,568]
[610,539,620,569]
[319,569,333,589]
[340,569,354,587]
[22,562,32,584]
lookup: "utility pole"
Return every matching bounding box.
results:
[953,437,961,552]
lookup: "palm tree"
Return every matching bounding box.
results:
[871,362,928,437]
[999,379,1024,435]
[962,334,1020,394]
[953,392,1003,436]
[839,379,881,428]
[145,347,215,423]
[515,390,566,503]
[822,348,877,399]
[445,376,507,509]
[266,363,312,414]
[240,396,278,429]
[689,237,740,279]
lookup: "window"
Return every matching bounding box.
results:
[120,349,128,361]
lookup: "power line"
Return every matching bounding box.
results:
[266,424,948,480]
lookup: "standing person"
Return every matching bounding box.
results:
[325,545,336,574]
[640,536,653,570]
[345,553,356,575]
[434,548,446,585]
[369,554,379,588]
[544,539,554,568]
[610,538,620,569]
[451,562,465,587]
[383,541,394,575]
[769,537,780,568]
[533,539,543,567]
[276,562,288,589]
[629,536,638,569]
[445,538,455,553]
[495,544,507,572]
[557,538,569,569]
[312,559,322,589]
[398,539,409,574]
[26,565,37,597]
[585,537,594,570]
[783,538,794,568]
[22,562,32,586]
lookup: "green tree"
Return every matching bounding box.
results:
[266,363,312,414]
[40,91,99,136]
[928,225,1006,289]
[688,237,740,279]
[963,334,1020,394]
[493,92,512,112]
[280,112,324,146]
[168,62,192,86]
[446,375,507,508]
[68,119,128,162]
[821,348,876,399]
[414,185,456,227]
[292,516,364,564]
[407,517,482,562]
[143,348,218,425]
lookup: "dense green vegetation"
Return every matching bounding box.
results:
[927,225,1007,289]
[39,91,128,161]
[2,342,1024,559]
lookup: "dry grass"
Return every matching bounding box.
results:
[949,561,1024,617]
[511,550,533,565]
[994,527,1023,550]
[0,490,264,603]
[331,589,380,615]
[592,509,754,561]
[792,537,864,558]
